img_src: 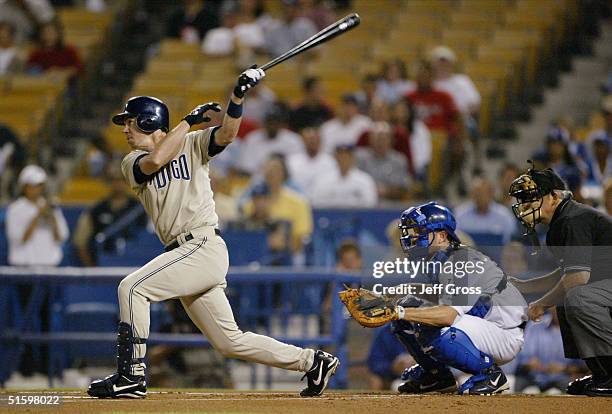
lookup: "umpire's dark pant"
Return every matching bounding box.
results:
[557,279,612,359]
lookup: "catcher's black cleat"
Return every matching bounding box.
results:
[398,364,457,394]
[87,372,147,399]
[459,365,509,395]
[300,350,340,397]
[585,377,612,397]
[567,375,593,395]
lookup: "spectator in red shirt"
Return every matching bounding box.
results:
[407,60,464,195]
[406,60,460,137]
[26,21,84,77]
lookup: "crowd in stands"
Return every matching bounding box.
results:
[3,0,612,268]
[0,1,85,78]
[0,0,101,203]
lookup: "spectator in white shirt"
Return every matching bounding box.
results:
[430,46,481,117]
[287,124,337,196]
[0,22,24,76]
[375,58,415,104]
[201,3,265,56]
[311,145,378,207]
[321,94,373,153]
[6,165,69,266]
[454,176,516,246]
[238,103,304,175]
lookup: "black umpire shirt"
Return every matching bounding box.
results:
[546,197,612,283]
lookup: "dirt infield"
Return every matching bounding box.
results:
[1,390,612,413]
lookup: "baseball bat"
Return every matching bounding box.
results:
[259,13,361,71]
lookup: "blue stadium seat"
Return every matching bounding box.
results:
[222,229,268,266]
[52,284,119,364]
[97,227,161,266]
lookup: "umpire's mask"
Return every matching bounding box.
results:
[509,173,543,232]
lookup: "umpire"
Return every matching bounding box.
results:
[509,166,612,396]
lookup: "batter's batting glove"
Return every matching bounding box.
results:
[233,65,265,99]
[182,102,222,126]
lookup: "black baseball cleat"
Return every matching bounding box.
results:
[567,375,593,395]
[585,377,612,397]
[459,365,509,395]
[300,350,340,397]
[397,364,457,394]
[87,372,147,399]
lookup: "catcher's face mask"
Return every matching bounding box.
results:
[509,174,544,231]
[399,208,433,254]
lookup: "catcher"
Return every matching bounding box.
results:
[340,202,527,395]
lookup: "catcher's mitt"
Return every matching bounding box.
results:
[338,287,400,328]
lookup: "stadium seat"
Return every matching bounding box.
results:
[59,177,110,204]
[146,60,198,79]
[428,130,448,194]
[458,0,513,14]
[158,39,200,59]
[222,229,269,266]
[97,228,161,266]
[56,283,119,364]
[464,62,510,111]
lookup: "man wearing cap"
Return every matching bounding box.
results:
[430,46,481,118]
[509,166,612,396]
[6,165,69,266]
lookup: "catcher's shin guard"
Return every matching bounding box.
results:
[429,327,494,375]
[391,320,447,372]
[427,327,508,395]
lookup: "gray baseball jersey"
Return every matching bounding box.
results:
[121,127,219,246]
[437,245,528,330]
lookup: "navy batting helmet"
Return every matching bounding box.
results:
[112,96,169,133]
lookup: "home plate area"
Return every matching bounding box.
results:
[2,390,611,413]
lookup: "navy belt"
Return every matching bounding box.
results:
[164,229,220,252]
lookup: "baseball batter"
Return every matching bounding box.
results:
[87,68,339,399]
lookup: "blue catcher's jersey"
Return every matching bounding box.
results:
[435,245,527,330]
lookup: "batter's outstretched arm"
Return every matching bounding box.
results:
[215,67,266,146]
[215,94,243,146]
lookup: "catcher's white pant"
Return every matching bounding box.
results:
[446,314,525,365]
[117,226,314,374]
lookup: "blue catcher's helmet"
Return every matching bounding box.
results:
[398,202,460,253]
[112,96,170,133]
